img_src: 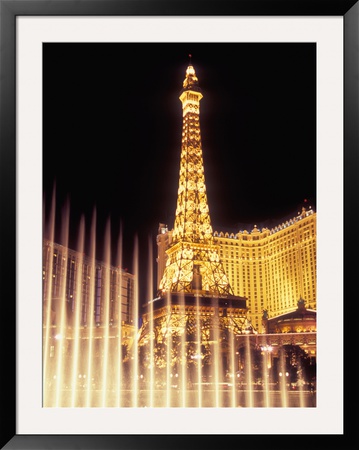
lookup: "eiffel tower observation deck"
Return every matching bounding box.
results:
[139,58,252,350]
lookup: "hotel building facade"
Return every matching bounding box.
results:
[157,205,316,332]
[43,239,135,328]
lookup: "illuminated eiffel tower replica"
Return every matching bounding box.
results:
[139,59,253,376]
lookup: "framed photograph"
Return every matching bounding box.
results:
[1,0,357,448]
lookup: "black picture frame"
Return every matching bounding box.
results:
[1,0,357,448]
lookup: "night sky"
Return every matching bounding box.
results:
[43,43,316,294]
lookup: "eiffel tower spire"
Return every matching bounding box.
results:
[158,59,233,297]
